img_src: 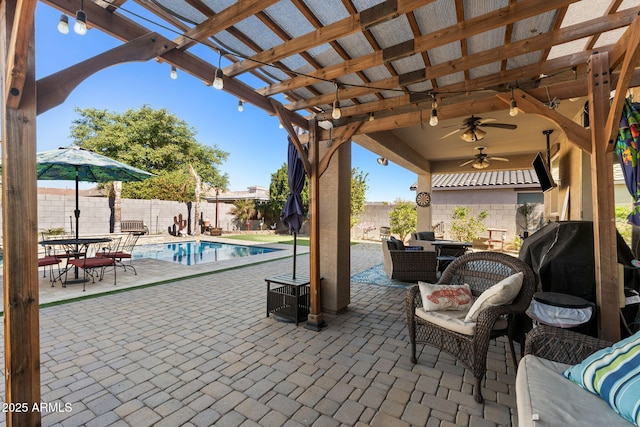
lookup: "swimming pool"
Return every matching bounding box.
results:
[132,241,281,266]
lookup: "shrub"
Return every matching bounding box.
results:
[449,207,489,242]
[389,199,417,241]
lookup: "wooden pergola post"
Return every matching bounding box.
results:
[588,51,620,342]
[306,119,324,330]
[1,0,42,425]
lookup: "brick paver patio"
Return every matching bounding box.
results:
[0,242,519,426]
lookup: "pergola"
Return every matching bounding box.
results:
[3,0,640,424]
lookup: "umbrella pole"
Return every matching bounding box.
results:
[74,170,80,279]
[74,168,80,240]
[292,232,297,280]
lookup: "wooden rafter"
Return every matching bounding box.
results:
[285,7,635,114]
[259,0,577,98]
[173,0,278,49]
[223,0,434,78]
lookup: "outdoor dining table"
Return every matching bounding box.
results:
[39,237,112,285]
[432,240,472,273]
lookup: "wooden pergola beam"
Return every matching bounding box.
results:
[42,0,309,129]
[497,89,591,153]
[3,0,36,109]
[37,32,177,115]
[270,98,311,175]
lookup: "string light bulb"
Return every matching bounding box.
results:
[237,99,244,112]
[213,69,224,90]
[213,52,224,89]
[170,66,178,80]
[57,15,69,34]
[429,94,438,126]
[74,1,87,35]
[331,83,341,120]
[509,88,518,117]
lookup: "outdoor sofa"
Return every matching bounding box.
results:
[517,325,638,426]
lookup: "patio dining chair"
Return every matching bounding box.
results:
[406,251,535,403]
[67,237,122,291]
[98,232,140,275]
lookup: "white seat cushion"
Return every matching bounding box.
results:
[516,355,634,426]
[415,307,508,336]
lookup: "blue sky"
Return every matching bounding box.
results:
[34,3,417,202]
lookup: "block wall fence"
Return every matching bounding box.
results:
[18,194,236,237]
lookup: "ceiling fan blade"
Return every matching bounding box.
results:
[487,156,509,162]
[440,128,463,139]
[459,159,474,167]
[480,123,517,130]
[476,118,496,125]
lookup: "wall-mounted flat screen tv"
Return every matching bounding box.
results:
[533,152,556,192]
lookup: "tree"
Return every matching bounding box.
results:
[350,168,369,228]
[389,199,417,241]
[268,163,309,224]
[449,206,489,242]
[267,164,368,229]
[70,106,229,201]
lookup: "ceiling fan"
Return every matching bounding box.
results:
[460,146,509,169]
[440,115,517,142]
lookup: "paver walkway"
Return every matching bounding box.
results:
[0,242,519,426]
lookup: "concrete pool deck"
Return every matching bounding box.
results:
[0,240,519,426]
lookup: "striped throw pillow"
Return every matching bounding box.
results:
[563,331,640,426]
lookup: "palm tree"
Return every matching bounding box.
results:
[230,199,257,230]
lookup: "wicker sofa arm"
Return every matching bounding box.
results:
[524,325,612,365]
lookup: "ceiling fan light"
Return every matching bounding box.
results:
[473,161,489,169]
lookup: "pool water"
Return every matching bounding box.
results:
[132,241,281,266]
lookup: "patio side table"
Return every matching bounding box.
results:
[266,274,311,325]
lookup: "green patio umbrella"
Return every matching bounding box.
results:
[34,146,155,239]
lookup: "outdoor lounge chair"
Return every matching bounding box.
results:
[98,232,139,275]
[382,236,437,282]
[406,251,535,403]
[67,237,121,291]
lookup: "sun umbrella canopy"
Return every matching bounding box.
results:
[36,146,155,182]
[280,138,306,234]
[280,138,307,279]
[6,146,156,240]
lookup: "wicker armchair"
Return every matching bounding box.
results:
[382,238,437,282]
[524,325,612,364]
[406,251,535,403]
